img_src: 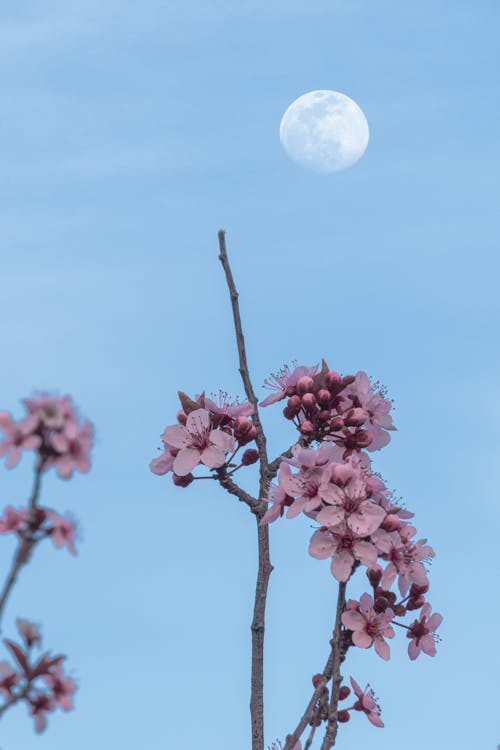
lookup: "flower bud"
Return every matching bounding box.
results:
[242,448,259,466]
[318,410,331,422]
[238,425,257,446]
[283,406,295,420]
[345,407,369,427]
[354,429,373,447]
[330,417,345,431]
[374,596,390,613]
[338,686,351,701]
[173,473,194,488]
[317,388,331,405]
[300,420,315,435]
[338,710,350,723]
[393,603,407,616]
[301,393,317,411]
[287,395,301,413]
[297,376,314,395]
[367,568,382,588]
[325,371,341,389]
[235,417,252,434]
[176,410,187,425]
[406,596,425,611]
[312,674,323,688]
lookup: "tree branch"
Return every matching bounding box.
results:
[217,229,273,750]
[320,583,347,750]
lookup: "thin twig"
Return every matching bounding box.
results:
[217,471,259,511]
[217,230,273,750]
[0,463,44,629]
[304,723,318,750]
[320,583,347,750]
[284,583,347,750]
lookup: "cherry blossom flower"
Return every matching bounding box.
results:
[47,512,77,555]
[17,619,42,649]
[28,692,55,733]
[260,364,318,407]
[49,421,93,479]
[0,506,28,534]
[162,408,235,476]
[149,442,177,475]
[44,665,77,711]
[0,412,41,468]
[343,372,396,450]
[309,525,378,582]
[341,593,395,660]
[260,484,294,525]
[204,392,254,420]
[406,603,442,660]
[279,462,332,519]
[373,527,434,596]
[350,677,384,727]
[317,470,386,536]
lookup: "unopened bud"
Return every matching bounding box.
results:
[300,420,315,435]
[297,376,314,395]
[317,389,331,405]
[338,686,351,701]
[338,710,350,723]
[318,410,331,422]
[287,395,302,413]
[312,673,323,688]
[406,596,425,611]
[382,514,402,532]
[345,407,369,427]
[301,393,317,411]
[176,410,187,425]
[242,448,259,466]
[173,473,194,488]
[354,429,373,447]
[283,406,295,420]
[330,416,345,431]
[374,596,390,613]
[235,417,252,434]
[239,425,257,445]
[367,568,382,588]
[325,371,341,389]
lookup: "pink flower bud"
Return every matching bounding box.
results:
[338,710,350,723]
[287,395,301,411]
[325,371,341,389]
[283,406,295,420]
[312,674,323,688]
[406,596,425,611]
[242,448,259,466]
[300,420,315,435]
[235,417,252,434]
[297,376,314,395]
[173,473,194,487]
[354,429,373,448]
[301,393,317,411]
[317,389,331,406]
[330,417,345,431]
[176,410,187,425]
[374,596,391,613]
[367,568,382,588]
[339,686,351,701]
[345,407,369,427]
[318,410,331,422]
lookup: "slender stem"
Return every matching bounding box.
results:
[0,464,44,629]
[320,583,347,750]
[284,583,347,750]
[218,229,273,750]
[304,723,317,750]
[0,683,30,718]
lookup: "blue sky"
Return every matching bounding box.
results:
[0,1,499,748]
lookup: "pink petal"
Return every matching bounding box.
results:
[374,639,390,660]
[173,448,200,475]
[352,631,372,649]
[421,635,437,657]
[200,445,226,469]
[186,408,210,432]
[331,550,353,582]
[210,429,235,452]
[162,424,189,449]
[353,541,378,567]
[316,506,344,527]
[408,640,421,660]
[427,613,443,631]
[341,610,365,631]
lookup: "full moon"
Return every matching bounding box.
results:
[279,90,369,173]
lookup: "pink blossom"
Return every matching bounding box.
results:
[341,593,394,660]
[0,506,28,533]
[204,392,254,419]
[44,665,77,711]
[17,618,42,648]
[162,408,235,476]
[149,442,177,475]
[343,372,396,450]
[373,527,434,596]
[260,364,318,407]
[23,394,74,430]
[0,412,41,468]
[407,603,442,660]
[49,421,93,478]
[47,512,77,555]
[28,692,54,733]
[279,462,332,519]
[350,677,384,727]
[317,471,386,536]
[260,484,293,525]
[309,525,378,582]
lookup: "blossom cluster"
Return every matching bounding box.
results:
[0,394,93,479]
[150,390,257,485]
[261,362,395,453]
[0,505,77,555]
[261,362,442,734]
[0,619,76,732]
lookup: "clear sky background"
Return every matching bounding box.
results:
[1,1,499,748]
